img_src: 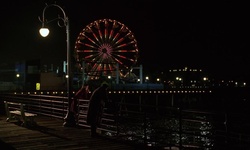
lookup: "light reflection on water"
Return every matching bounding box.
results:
[102,89,250,149]
[104,113,215,149]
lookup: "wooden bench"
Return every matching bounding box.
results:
[4,101,37,127]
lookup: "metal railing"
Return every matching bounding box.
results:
[1,93,250,149]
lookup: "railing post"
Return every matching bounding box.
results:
[143,112,147,145]
[179,107,183,149]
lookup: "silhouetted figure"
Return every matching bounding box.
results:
[72,84,89,116]
[87,83,109,137]
[64,84,89,127]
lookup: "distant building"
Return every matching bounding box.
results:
[164,67,210,89]
[164,67,247,88]
[1,62,247,91]
[0,59,67,91]
[40,72,66,90]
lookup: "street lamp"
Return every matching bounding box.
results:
[16,73,20,90]
[39,3,75,127]
[16,73,20,78]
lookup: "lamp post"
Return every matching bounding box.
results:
[39,3,75,127]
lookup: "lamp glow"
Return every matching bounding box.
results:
[39,28,50,37]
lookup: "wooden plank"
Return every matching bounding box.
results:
[0,115,140,150]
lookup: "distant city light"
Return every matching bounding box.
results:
[203,77,208,81]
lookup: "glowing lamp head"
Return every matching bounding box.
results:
[39,28,50,37]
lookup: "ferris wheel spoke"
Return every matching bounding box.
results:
[103,64,107,73]
[74,19,138,79]
[80,33,100,47]
[91,63,101,74]
[104,64,115,74]
[111,25,126,43]
[112,32,120,43]
[104,54,116,63]
[112,57,125,67]
[84,52,101,61]
[86,26,102,45]
[115,43,128,49]
[114,32,132,46]
[76,49,96,53]
[94,21,104,43]
[77,42,98,50]
[104,19,109,41]
[116,40,137,49]
[113,54,136,64]
[108,20,118,41]
[108,29,114,43]
[113,49,138,53]
[108,64,114,71]
[107,23,119,44]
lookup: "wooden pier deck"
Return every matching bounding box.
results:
[0,115,143,150]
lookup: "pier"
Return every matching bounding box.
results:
[0,114,142,150]
[1,89,250,149]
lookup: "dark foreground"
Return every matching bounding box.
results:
[0,115,145,150]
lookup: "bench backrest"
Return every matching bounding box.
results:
[4,101,25,117]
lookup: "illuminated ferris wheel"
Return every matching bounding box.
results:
[74,19,139,80]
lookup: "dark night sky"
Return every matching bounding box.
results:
[0,0,249,81]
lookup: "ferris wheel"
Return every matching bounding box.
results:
[74,19,139,80]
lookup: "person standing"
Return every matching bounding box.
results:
[72,84,90,114]
[64,84,90,127]
[75,84,90,99]
[86,83,109,137]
